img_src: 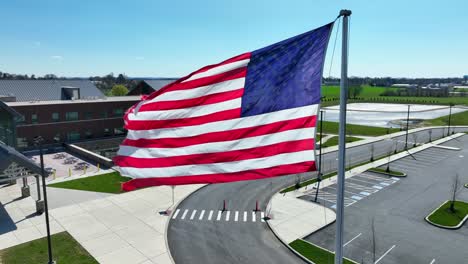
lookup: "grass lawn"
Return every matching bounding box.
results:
[290,239,357,264]
[319,121,400,136]
[0,232,98,264]
[427,200,468,227]
[321,136,363,148]
[48,171,131,194]
[424,110,468,126]
[367,167,405,176]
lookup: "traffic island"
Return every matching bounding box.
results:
[425,200,468,229]
[0,232,98,264]
[367,167,406,177]
[464,183,468,189]
[289,239,357,264]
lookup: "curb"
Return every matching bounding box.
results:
[424,200,468,230]
[164,184,208,264]
[366,169,407,177]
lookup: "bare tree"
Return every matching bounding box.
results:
[411,133,418,147]
[369,144,375,162]
[450,173,460,212]
[371,218,376,263]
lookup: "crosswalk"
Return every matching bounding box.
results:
[301,171,400,209]
[172,209,267,223]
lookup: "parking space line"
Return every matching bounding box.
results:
[172,209,180,219]
[360,191,371,196]
[391,177,400,181]
[343,233,361,247]
[181,209,189,220]
[199,210,205,220]
[243,211,247,222]
[430,259,435,264]
[351,195,363,200]
[359,173,394,182]
[349,177,380,185]
[380,182,390,186]
[208,210,213,220]
[326,186,362,196]
[190,210,197,220]
[225,211,230,221]
[374,245,396,264]
[373,185,384,190]
[252,211,256,222]
[216,211,222,221]
[234,211,239,222]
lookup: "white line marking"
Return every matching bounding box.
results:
[430,259,435,264]
[208,210,213,220]
[234,211,239,222]
[392,177,400,181]
[199,210,205,220]
[343,233,361,247]
[374,245,396,264]
[373,185,383,190]
[360,191,371,196]
[243,211,247,222]
[172,209,180,219]
[181,209,189,220]
[225,211,230,221]
[351,195,363,200]
[380,182,390,186]
[331,204,337,209]
[252,211,256,222]
[261,212,265,222]
[190,210,197,220]
[216,211,222,221]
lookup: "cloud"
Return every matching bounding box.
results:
[135,56,145,60]
[51,55,63,60]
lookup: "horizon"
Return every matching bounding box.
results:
[1,1,467,78]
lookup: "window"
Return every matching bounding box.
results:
[102,111,108,119]
[114,127,126,136]
[85,112,93,120]
[113,108,124,117]
[103,128,111,136]
[67,132,80,141]
[31,114,38,124]
[17,137,28,148]
[85,130,93,139]
[65,112,79,121]
[16,115,25,125]
[53,133,61,143]
[52,112,60,122]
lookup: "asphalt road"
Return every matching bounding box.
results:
[168,127,468,264]
[306,135,468,264]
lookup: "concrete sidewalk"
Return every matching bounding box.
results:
[0,183,202,264]
[267,193,335,244]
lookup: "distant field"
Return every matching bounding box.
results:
[319,121,400,136]
[321,85,468,106]
[425,110,468,126]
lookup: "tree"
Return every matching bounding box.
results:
[348,85,363,99]
[450,173,460,212]
[116,73,126,84]
[111,85,129,96]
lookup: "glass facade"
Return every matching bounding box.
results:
[0,108,17,147]
[52,112,60,122]
[65,112,79,121]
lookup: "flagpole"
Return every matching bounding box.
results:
[335,9,351,264]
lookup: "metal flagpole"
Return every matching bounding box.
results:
[335,9,351,264]
[314,110,324,202]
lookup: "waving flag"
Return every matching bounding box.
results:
[115,23,333,191]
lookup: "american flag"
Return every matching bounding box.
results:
[115,23,333,191]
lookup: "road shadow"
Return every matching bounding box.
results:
[0,202,17,235]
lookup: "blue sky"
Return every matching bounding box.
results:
[1,0,467,78]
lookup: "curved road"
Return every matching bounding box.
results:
[168,127,467,264]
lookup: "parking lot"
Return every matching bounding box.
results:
[305,136,468,264]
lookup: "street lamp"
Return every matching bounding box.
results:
[33,136,55,264]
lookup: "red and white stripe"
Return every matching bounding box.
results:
[116,53,318,191]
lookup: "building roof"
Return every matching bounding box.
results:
[0,80,104,102]
[6,95,141,107]
[0,101,21,118]
[127,79,178,95]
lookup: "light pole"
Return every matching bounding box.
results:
[314,110,324,202]
[34,136,55,264]
[447,104,453,136]
[405,105,410,149]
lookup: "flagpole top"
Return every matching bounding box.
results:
[339,9,352,17]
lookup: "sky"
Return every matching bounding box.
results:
[1,0,467,78]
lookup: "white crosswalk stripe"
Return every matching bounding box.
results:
[252,211,256,222]
[190,210,197,220]
[226,211,230,221]
[172,209,180,219]
[181,209,189,220]
[199,210,205,220]
[216,211,222,221]
[208,210,213,220]
[235,211,239,221]
[243,211,247,222]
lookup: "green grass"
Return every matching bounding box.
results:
[368,167,405,176]
[427,200,468,227]
[424,110,468,126]
[319,121,400,136]
[48,171,131,194]
[465,183,468,188]
[321,136,363,148]
[0,232,98,264]
[280,171,337,193]
[290,239,357,264]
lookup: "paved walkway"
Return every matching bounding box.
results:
[267,193,335,244]
[0,183,202,264]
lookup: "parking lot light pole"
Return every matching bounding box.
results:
[405,105,410,150]
[447,104,453,136]
[34,136,55,264]
[314,110,324,202]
